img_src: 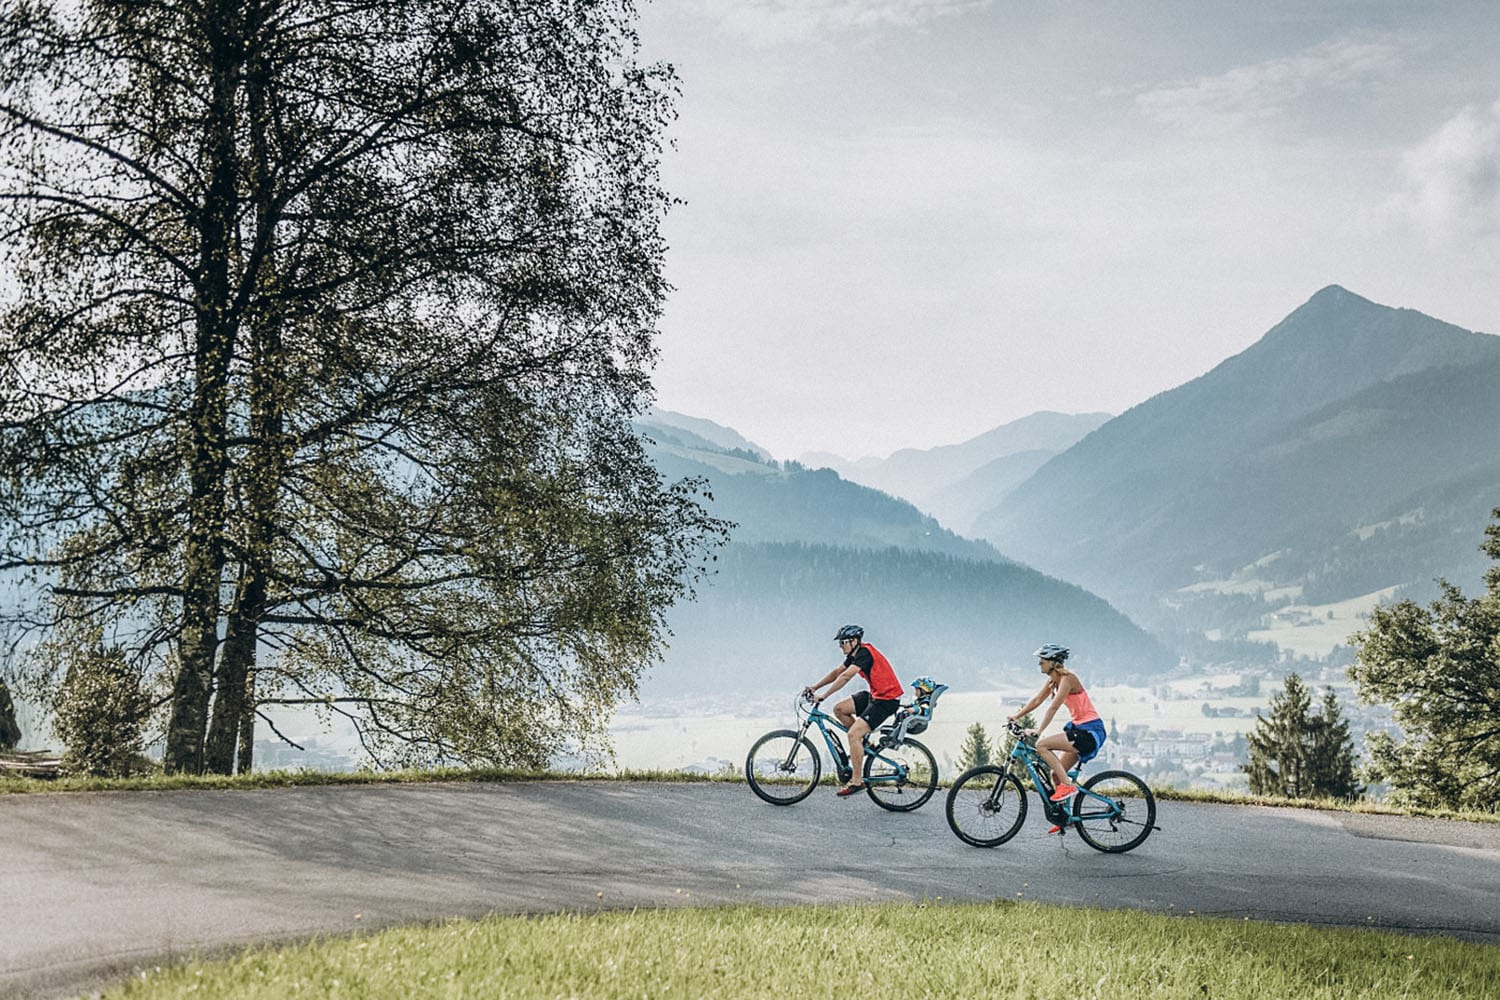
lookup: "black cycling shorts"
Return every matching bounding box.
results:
[1064,719,1107,763]
[852,691,901,729]
[1066,725,1097,757]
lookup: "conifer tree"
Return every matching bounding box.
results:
[1308,690,1361,800]
[957,721,993,771]
[1243,673,1359,800]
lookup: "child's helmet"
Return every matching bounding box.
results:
[912,675,937,697]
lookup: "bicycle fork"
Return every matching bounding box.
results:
[780,724,814,772]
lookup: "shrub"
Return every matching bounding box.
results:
[53,644,153,777]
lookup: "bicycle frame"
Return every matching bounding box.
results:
[791,699,910,786]
[1001,722,1118,826]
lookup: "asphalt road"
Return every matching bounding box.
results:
[5,780,1500,998]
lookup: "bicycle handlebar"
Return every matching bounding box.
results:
[1005,719,1036,745]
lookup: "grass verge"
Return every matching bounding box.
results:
[108,900,1500,999]
[0,764,739,795]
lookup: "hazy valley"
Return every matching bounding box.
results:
[612,285,1497,787]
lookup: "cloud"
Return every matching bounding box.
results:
[661,0,991,46]
[1396,100,1500,240]
[1135,37,1402,133]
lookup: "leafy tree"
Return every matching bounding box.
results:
[1243,673,1359,800]
[1349,508,1500,810]
[957,722,993,771]
[0,0,725,773]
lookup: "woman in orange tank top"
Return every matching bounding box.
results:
[1006,642,1108,805]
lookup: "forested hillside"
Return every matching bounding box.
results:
[646,444,1014,566]
[635,413,1172,696]
[649,541,1173,696]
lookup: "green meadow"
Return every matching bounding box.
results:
[109,900,1499,999]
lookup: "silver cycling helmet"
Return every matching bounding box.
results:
[1033,643,1070,662]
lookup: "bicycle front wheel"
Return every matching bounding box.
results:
[864,738,938,812]
[944,766,1027,847]
[1072,770,1156,853]
[745,730,821,805]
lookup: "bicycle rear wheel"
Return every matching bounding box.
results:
[1072,770,1156,853]
[863,738,938,812]
[745,730,821,805]
[944,766,1027,847]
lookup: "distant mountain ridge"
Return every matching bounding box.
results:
[637,412,1013,565]
[639,408,772,461]
[975,285,1500,634]
[924,448,1058,537]
[799,410,1111,534]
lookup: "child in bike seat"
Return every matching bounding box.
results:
[1006,643,1107,804]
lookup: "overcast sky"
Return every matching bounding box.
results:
[635,0,1500,461]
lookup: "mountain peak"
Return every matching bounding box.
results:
[1306,283,1361,305]
[1281,285,1383,327]
[1194,286,1499,421]
[1261,281,1488,346]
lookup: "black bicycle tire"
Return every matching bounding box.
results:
[1073,769,1156,853]
[944,765,1027,847]
[863,738,938,812]
[745,730,822,805]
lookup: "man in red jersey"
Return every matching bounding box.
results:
[804,624,905,797]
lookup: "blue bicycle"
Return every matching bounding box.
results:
[945,720,1157,852]
[745,691,943,811]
